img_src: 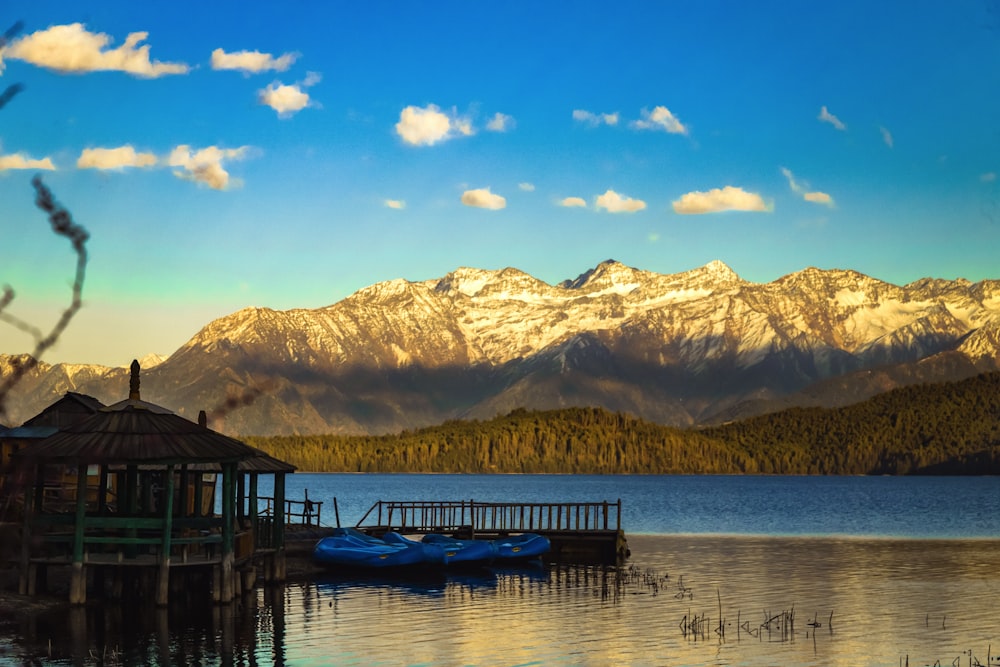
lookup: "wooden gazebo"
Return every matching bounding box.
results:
[13,361,294,605]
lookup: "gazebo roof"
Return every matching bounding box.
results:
[14,360,262,466]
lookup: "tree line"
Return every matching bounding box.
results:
[244,372,1000,475]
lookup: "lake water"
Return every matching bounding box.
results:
[3,474,1000,666]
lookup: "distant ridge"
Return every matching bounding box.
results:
[2,260,998,435]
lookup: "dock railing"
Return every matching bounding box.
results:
[355,499,621,536]
[258,494,322,528]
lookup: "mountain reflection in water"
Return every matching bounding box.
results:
[3,535,999,666]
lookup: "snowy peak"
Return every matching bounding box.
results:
[559,259,648,296]
[4,261,1000,436]
[675,260,744,289]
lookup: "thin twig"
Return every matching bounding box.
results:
[0,176,89,416]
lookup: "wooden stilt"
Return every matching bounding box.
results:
[69,561,87,605]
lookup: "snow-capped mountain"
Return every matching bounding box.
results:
[2,260,998,435]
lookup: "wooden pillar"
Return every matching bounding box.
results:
[156,464,175,606]
[249,473,259,527]
[237,472,246,525]
[97,465,109,515]
[69,465,88,605]
[125,464,138,559]
[193,471,203,517]
[219,462,235,603]
[272,472,286,582]
[18,464,38,596]
[179,466,189,517]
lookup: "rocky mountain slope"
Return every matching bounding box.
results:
[2,260,998,435]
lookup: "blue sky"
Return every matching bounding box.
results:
[1,1,998,367]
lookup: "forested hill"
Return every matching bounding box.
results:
[245,372,1000,475]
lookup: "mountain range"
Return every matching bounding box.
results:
[2,260,998,435]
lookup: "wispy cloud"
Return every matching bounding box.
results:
[781,167,835,207]
[596,189,646,213]
[461,187,506,210]
[519,183,535,192]
[630,106,688,135]
[486,112,515,132]
[396,104,474,146]
[558,196,587,208]
[167,145,251,190]
[77,145,156,170]
[385,199,405,209]
[211,47,297,74]
[0,152,55,170]
[818,105,846,131]
[672,186,769,214]
[880,125,894,148]
[572,109,619,127]
[981,172,996,183]
[2,23,188,77]
[258,72,320,117]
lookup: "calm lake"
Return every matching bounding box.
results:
[3,474,999,666]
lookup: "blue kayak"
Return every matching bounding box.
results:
[313,527,434,569]
[422,532,550,563]
[421,533,499,565]
[492,533,551,561]
[381,532,448,565]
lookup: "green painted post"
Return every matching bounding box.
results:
[156,464,175,606]
[179,466,189,517]
[18,465,37,596]
[249,473,259,544]
[273,473,285,549]
[273,472,286,581]
[125,464,138,558]
[69,465,88,605]
[97,465,109,515]
[220,462,235,603]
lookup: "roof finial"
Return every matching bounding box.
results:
[129,359,141,400]
[198,410,207,428]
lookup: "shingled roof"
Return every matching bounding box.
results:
[15,360,261,466]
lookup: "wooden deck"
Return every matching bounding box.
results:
[355,499,629,564]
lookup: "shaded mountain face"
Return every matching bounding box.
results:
[3,260,999,435]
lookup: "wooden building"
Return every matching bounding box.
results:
[13,361,295,606]
[0,392,105,508]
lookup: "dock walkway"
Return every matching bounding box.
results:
[355,499,629,564]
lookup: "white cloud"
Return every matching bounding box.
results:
[77,145,156,170]
[486,112,515,132]
[461,187,506,210]
[880,125,894,148]
[595,189,646,213]
[167,145,251,190]
[672,186,769,214]
[396,104,474,146]
[818,105,846,131]
[630,106,688,135]
[572,109,619,127]
[210,48,297,73]
[803,191,834,206]
[519,182,535,192]
[558,196,587,208]
[981,172,996,183]
[258,72,320,117]
[781,167,835,207]
[0,153,55,170]
[3,23,188,77]
[385,199,405,209]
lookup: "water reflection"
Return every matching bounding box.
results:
[3,536,999,666]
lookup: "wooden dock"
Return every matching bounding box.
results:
[354,499,629,565]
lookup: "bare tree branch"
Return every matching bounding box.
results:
[0,176,89,417]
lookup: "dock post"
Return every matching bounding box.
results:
[69,466,89,605]
[156,464,175,606]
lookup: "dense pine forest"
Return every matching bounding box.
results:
[245,372,1000,475]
